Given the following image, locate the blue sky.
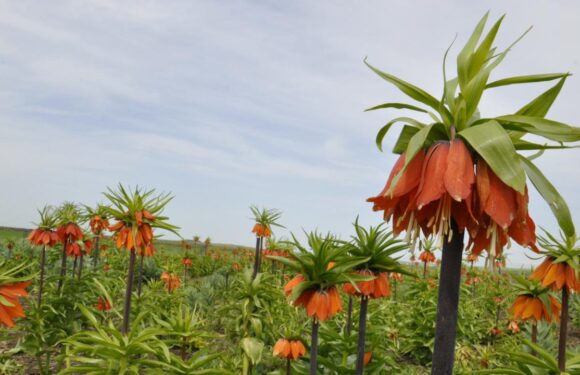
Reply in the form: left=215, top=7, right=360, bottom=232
left=1, top=1, right=579, bottom=267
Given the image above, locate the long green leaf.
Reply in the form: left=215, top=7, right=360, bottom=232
left=486, top=73, right=570, bottom=89
left=364, top=59, right=452, bottom=124
left=459, top=120, right=526, bottom=192
left=375, top=117, right=425, bottom=152
left=392, top=125, right=419, bottom=154
left=497, top=115, right=580, bottom=143
left=517, top=76, right=569, bottom=118
left=457, top=12, right=489, bottom=90
left=468, top=15, right=505, bottom=80
left=365, top=102, right=428, bottom=113
left=519, top=155, right=575, bottom=237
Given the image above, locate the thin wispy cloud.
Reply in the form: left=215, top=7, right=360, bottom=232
left=0, top=1, right=579, bottom=267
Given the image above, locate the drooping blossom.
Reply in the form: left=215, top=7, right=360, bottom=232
left=284, top=275, right=342, bottom=321
left=272, top=338, right=306, bottom=360
left=343, top=271, right=390, bottom=299
left=530, top=256, right=579, bottom=293
left=511, top=294, right=561, bottom=323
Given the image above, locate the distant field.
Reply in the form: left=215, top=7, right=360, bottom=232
left=0, top=226, right=29, bottom=242
left=0, top=226, right=251, bottom=253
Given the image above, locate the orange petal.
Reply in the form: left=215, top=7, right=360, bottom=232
left=481, top=163, right=517, bottom=229
left=444, top=139, right=474, bottom=202
left=306, top=291, right=320, bottom=317
left=530, top=258, right=551, bottom=282
left=416, top=143, right=449, bottom=209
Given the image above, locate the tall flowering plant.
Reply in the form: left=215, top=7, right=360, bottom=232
left=55, top=202, right=83, bottom=291
left=250, top=206, right=284, bottom=279
left=341, top=220, right=409, bottom=375
left=104, top=184, right=179, bottom=334
left=530, top=231, right=579, bottom=371
left=270, top=232, right=370, bottom=375
left=27, top=206, right=59, bottom=305
left=365, top=13, right=580, bottom=373
left=82, top=204, right=110, bottom=270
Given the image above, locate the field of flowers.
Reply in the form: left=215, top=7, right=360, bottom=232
left=2, top=11, right=580, bottom=375
left=0, top=199, right=578, bottom=374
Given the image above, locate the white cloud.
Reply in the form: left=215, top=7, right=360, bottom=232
left=0, top=1, right=579, bottom=266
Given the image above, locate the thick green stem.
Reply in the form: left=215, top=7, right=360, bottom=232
left=310, top=319, right=319, bottom=375
left=71, top=256, right=78, bottom=277
left=286, top=358, right=291, bottom=375
left=431, top=220, right=464, bottom=375
left=345, top=295, right=353, bottom=336
left=137, top=253, right=145, bottom=296
left=122, top=250, right=137, bottom=334
left=37, top=245, right=46, bottom=306
left=77, top=253, right=83, bottom=280
left=251, top=237, right=262, bottom=280
left=57, top=238, right=68, bottom=291
left=558, top=287, right=569, bottom=372
left=355, top=296, right=369, bottom=375
left=92, top=235, right=100, bottom=270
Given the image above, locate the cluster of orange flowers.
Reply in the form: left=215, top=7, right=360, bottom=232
left=109, top=210, right=156, bottom=256
left=272, top=338, right=306, bottom=360
left=181, top=258, right=193, bottom=268
left=530, top=257, right=579, bottom=292
left=161, top=272, right=181, bottom=292
left=368, top=143, right=537, bottom=257
left=389, top=272, right=403, bottom=282
left=512, top=294, right=561, bottom=322
left=284, top=275, right=342, bottom=321
left=89, top=215, right=109, bottom=235
left=464, top=275, right=481, bottom=286
left=66, top=239, right=93, bottom=257
left=95, top=297, right=112, bottom=311
left=28, top=228, right=60, bottom=247
left=343, top=271, right=390, bottom=299
left=262, top=249, right=288, bottom=257
left=252, top=223, right=272, bottom=238
left=0, top=282, right=30, bottom=327
left=418, top=250, right=436, bottom=263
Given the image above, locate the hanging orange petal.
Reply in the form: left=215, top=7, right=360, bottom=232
left=416, top=143, right=449, bottom=209
left=444, top=139, right=475, bottom=202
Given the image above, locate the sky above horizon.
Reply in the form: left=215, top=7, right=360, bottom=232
left=1, top=1, right=579, bottom=268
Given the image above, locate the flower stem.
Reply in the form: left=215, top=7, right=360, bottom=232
left=310, top=319, right=319, bottom=375
left=431, top=220, right=464, bottom=375
left=92, top=235, right=100, bottom=271
left=122, top=250, right=137, bottom=334
left=77, top=253, right=83, bottom=280
left=37, top=245, right=46, bottom=306
left=72, top=256, right=78, bottom=277
left=137, top=253, right=145, bottom=296
left=355, top=296, right=369, bottom=375
left=558, top=287, right=569, bottom=372
left=286, top=358, right=291, bottom=375
left=251, top=236, right=262, bottom=280
left=57, top=238, right=68, bottom=292
left=345, top=295, right=353, bottom=336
